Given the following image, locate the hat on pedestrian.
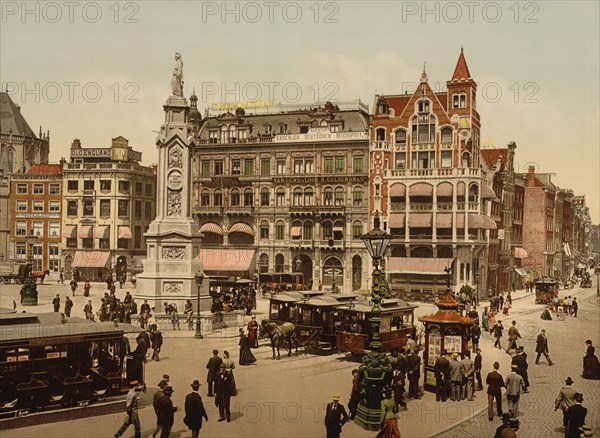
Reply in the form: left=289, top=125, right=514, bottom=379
left=158, top=379, right=168, bottom=388
left=224, top=351, right=230, bottom=357
left=331, top=394, right=341, bottom=401
left=493, top=362, right=500, bottom=369
left=130, top=380, right=139, bottom=386
left=163, top=386, right=174, bottom=395
left=452, top=352, right=458, bottom=358
left=475, top=348, right=481, bottom=353
left=565, top=377, right=574, bottom=385
left=162, top=374, right=170, bottom=381
left=252, top=316, right=256, bottom=319
left=191, top=380, right=201, bottom=388
left=212, top=349, right=219, bottom=355
left=541, top=329, right=546, bottom=333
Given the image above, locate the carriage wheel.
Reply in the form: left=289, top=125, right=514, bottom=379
left=2, top=277, right=11, bottom=284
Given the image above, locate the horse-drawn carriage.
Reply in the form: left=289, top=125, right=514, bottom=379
left=534, top=278, right=560, bottom=304
left=0, top=263, right=30, bottom=284
left=259, top=272, right=304, bottom=295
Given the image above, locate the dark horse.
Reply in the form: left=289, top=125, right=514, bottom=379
left=31, top=270, right=51, bottom=284
left=259, top=320, right=298, bottom=360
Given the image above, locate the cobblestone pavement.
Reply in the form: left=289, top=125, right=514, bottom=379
left=1, top=278, right=598, bottom=437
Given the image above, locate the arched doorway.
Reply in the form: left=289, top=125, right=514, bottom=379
left=323, top=256, right=343, bottom=287
left=258, top=253, right=269, bottom=273
left=292, top=254, right=313, bottom=288
left=275, top=254, right=285, bottom=273
left=352, top=255, right=362, bottom=291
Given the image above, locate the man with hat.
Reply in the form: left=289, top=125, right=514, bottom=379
left=184, top=380, right=208, bottom=438
left=474, top=348, right=484, bottom=391
left=536, top=329, right=554, bottom=366
left=407, top=347, right=422, bottom=399
left=486, top=362, right=505, bottom=421
left=506, top=321, right=521, bottom=353
left=511, top=346, right=529, bottom=392
left=565, top=393, right=587, bottom=438
left=348, top=369, right=360, bottom=420
left=156, top=385, right=178, bottom=438
left=434, top=350, right=450, bottom=402
left=471, top=321, right=481, bottom=353
left=461, top=351, right=475, bottom=401
left=449, top=352, right=464, bottom=401
left=492, top=320, right=504, bottom=350
left=493, top=413, right=513, bottom=438
left=504, top=364, right=525, bottom=422
left=115, top=380, right=146, bottom=438
left=205, top=350, right=222, bottom=397
left=555, top=377, right=577, bottom=429
left=214, top=363, right=235, bottom=422
left=324, top=393, right=348, bottom=438
left=152, top=378, right=169, bottom=438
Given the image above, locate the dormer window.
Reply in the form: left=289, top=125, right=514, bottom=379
left=418, top=100, right=430, bottom=113
left=264, top=124, right=272, bottom=134
left=330, top=125, right=340, bottom=133
left=453, top=93, right=467, bottom=109
left=378, top=103, right=389, bottom=114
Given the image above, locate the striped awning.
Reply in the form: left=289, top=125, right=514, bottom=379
left=409, top=183, right=433, bottom=197
left=387, top=257, right=454, bottom=275
left=200, top=248, right=256, bottom=276
left=389, top=213, right=405, bottom=228
left=456, top=182, right=466, bottom=196
left=481, top=185, right=496, bottom=199
left=514, top=268, right=528, bottom=276
left=63, top=225, right=76, bottom=239
left=389, top=183, right=406, bottom=197
left=436, top=183, right=453, bottom=197
left=72, top=251, right=111, bottom=268
left=229, top=222, right=254, bottom=235
left=290, top=226, right=301, bottom=237
left=514, top=247, right=528, bottom=259
left=200, top=222, right=224, bottom=235
left=436, top=213, right=453, bottom=228
left=95, top=225, right=109, bottom=239
left=79, top=225, right=93, bottom=238
left=118, top=226, right=132, bottom=239
left=408, top=213, right=432, bottom=228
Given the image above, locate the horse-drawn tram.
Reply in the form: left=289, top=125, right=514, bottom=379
left=0, top=311, right=139, bottom=420
left=336, top=298, right=418, bottom=354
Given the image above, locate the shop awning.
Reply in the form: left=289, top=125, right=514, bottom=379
left=481, top=185, right=496, bottom=199
left=514, top=268, right=528, bottom=277
left=467, top=214, right=485, bottom=229
left=199, top=248, right=256, bottom=276
left=229, top=222, right=254, bottom=235
left=482, top=216, right=498, bottom=230
left=333, top=226, right=344, bottom=233
left=200, top=222, right=224, bottom=235
left=409, top=183, right=433, bottom=197
left=389, top=213, right=405, bottom=229
left=79, top=225, right=93, bottom=239
left=72, top=251, right=111, bottom=268
left=95, top=225, right=110, bottom=239
left=408, top=213, right=432, bottom=228
left=63, top=225, right=76, bottom=239
left=436, top=183, right=453, bottom=197
left=387, top=257, right=454, bottom=275
left=389, top=183, right=406, bottom=197
left=436, top=213, right=453, bottom=228
left=514, top=247, right=528, bottom=259
left=456, top=214, right=465, bottom=228
left=118, top=226, right=132, bottom=239
left=290, top=226, right=301, bottom=237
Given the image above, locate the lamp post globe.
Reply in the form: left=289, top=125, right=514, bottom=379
left=194, top=271, right=205, bottom=339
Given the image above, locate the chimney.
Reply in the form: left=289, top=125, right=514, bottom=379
left=71, top=139, right=81, bottom=149
left=526, top=165, right=536, bottom=186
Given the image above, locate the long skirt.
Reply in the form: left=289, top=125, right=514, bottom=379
left=239, top=346, right=257, bottom=365
left=375, top=419, right=401, bottom=438
left=583, top=354, right=600, bottom=380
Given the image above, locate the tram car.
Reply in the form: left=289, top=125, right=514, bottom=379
left=336, top=298, right=418, bottom=354
left=0, top=311, right=140, bottom=418
left=260, top=272, right=305, bottom=293
left=534, top=278, right=560, bottom=303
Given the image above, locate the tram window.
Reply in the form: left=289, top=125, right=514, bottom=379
left=302, top=309, right=311, bottom=325
left=391, top=316, right=403, bottom=331
left=403, top=314, right=412, bottom=325
left=270, top=304, right=279, bottom=319
left=380, top=317, right=391, bottom=332
left=289, top=307, right=298, bottom=323
left=90, top=342, right=100, bottom=367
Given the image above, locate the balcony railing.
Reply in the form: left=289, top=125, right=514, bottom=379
left=390, top=167, right=481, bottom=178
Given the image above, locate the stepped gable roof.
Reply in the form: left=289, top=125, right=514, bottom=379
left=0, top=92, right=36, bottom=137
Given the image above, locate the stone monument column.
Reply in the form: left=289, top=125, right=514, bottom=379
left=136, top=53, right=210, bottom=312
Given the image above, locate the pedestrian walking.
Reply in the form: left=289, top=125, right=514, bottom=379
left=156, top=385, right=178, bottom=438
left=83, top=279, right=91, bottom=297
left=474, top=348, right=483, bottom=391
left=505, top=365, right=526, bottom=422
left=502, top=300, right=510, bottom=316
left=114, top=381, right=146, bottom=438
left=461, top=351, right=475, bottom=401
left=84, top=300, right=94, bottom=320
left=449, top=353, right=464, bottom=401
left=492, top=320, right=504, bottom=349
left=348, top=369, right=360, bottom=420
left=64, top=296, right=73, bottom=317
left=565, top=393, right=587, bottom=438
left=555, top=377, right=577, bottom=429
left=553, top=295, right=560, bottom=313
left=150, top=327, right=163, bottom=361
left=506, top=320, right=521, bottom=353
left=498, top=294, right=504, bottom=310
left=407, top=348, right=421, bottom=399
left=324, top=394, right=348, bottom=438
left=511, top=346, right=529, bottom=392
left=214, top=363, right=235, bottom=422
left=375, top=389, right=400, bottom=438
left=535, top=329, right=554, bottom=366
left=184, top=380, right=209, bottom=438
left=434, top=351, right=450, bottom=402
left=58, top=268, right=64, bottom=284
left=239, top=328, right=257, bottom=365
left=486, top=361, right=505, bottom=421
left=471, top=322, right=481, bottom=352
left=482, top=307, right=490, bottom=331
left=69, top=278, right=78, bottom=296
left=571, top=297, right=578, bottom=317
left=582, top=340, right=600, bottom=380
left=52, top=294, right=60, bottom=312
left=392, top=371, right=407, bottom=411
left=206, top=350, right=222, bottom=397
left=152, top=379, right=169, bottom=438
left=247, top=316, right=259, bottom=348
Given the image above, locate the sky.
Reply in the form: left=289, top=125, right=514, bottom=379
left=1, top=1, right=599, bottom=222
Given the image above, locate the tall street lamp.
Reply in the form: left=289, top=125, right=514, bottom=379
left=194, top=271, right=205, bottom=339
left=354, top=212, right=392, bottom=430
left=475, top=272, right=480, bottom=306
left=27, top=230, right=38, bottom=267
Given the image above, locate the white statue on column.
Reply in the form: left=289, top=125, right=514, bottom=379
left=171, top=52, right=184, bottom=97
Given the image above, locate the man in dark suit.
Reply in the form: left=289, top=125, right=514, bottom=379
left=214, top=363, right=234, bottom=422
left=486, top=361, right=505, bottom=421
left=407, top=348, right=422, bottom=399
left=206, top=349, right=223, bottom=397
left=535, top=329, right=554, bottom=366
left=324, top=394, right=348, bottom=438
left=155, top=386, right=178, bottom=438
left=184, top=380, right=208, bottom=438
left=511, top=346, right=529, bottom=392
left=434, top=351, right=450, bottom=402
left=565, top=392, right=587, bottom=438
left=474, top=348, right=483, bottom=391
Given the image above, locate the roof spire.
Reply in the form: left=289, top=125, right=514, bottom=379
left=420, top=62, right=428, bottom=83
left=452, top=48, right=471, bottom=81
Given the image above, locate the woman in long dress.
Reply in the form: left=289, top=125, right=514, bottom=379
left=375, top=389, right=401, bottom=438
left=482, top=307, right=490, bottom=331
left=239, top=328, right=257, bottom=365
left=582, top=340, right=600, bottom=380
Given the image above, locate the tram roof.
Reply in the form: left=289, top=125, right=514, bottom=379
left=0, top=312, right=139, bottom=345
left=340, top=297, right=418, bottom=314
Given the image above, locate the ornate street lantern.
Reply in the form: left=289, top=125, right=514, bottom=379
left=194, top=271, right=205, bottom=339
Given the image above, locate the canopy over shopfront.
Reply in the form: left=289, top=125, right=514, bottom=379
left=387, top=257, right=454, bottom=275
left=199, top=248, right=256, bottom=277
left=72, top=251, right=111, bottom=268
